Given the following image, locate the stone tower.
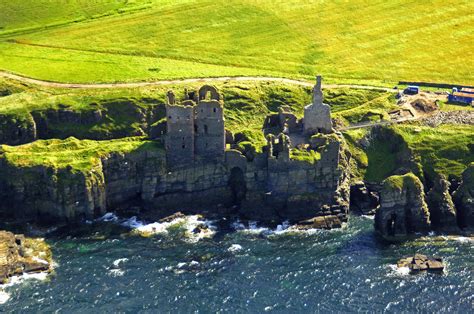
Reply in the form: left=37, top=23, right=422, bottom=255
left=194, top=85, right=225, bottom=161
left=303, top=75, right=333, bottom=135
left=165, top=91, right=195, bottom=167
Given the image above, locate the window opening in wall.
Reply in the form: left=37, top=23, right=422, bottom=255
left=213, top=108, right=217, bottom=113
left=204, top=125, right=208, bottom=134
left=182, top=144, right=186, bottom=149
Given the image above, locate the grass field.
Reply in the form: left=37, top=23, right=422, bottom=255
left=0, top=0, right=472, bottom=84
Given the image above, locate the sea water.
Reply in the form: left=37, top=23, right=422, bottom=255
left=1, top=215, right=472, bottom=312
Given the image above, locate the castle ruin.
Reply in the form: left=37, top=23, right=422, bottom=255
left=165, top=85, right=225, bottom=167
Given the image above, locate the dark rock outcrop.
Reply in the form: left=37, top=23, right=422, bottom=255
left=374, top=173, right=431, bottom=241
left=453, top=163, right=474, bottom=229
left=426, top=174, right=458, bottom=231
left=350, top=181, right=379, bottom=215
left=0, top=231, right=52, bottom=284
left=0, top=113, right=36, bottom=145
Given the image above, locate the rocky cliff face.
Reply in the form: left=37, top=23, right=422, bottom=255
left=0, top=159, right=106, bottom=223
left=374, top=173, right=431, bottom=240
left=426, top=174, right=458, bottom=232
left=0, top=134, right=350, bottom=226
left=453, top=163, right=474, bottom=229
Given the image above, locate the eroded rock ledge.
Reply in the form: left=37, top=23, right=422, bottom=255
left=0, top=231, right=52, bottom=284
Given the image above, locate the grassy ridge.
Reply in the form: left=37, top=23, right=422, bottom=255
left=0, top=0, right=472, bottom=84
left=343, top=124, right=474, bottom=183
left=0, top=137, right=162, bottom=172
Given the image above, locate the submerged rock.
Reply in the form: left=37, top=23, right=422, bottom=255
left=296, top=215, right=344, bottom=230
left=374, top=173, right=431, bottom=241
left=0, top=231, right=52, bottom=284
left=397, top=254, right=444, bottom=274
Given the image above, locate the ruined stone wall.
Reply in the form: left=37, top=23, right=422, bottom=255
left=194, top=100, right=225, bottom=161
left=165, top=104, right=195, bottom=167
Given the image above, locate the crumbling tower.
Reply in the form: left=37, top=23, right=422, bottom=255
left=194, top=85, right=225, bottom=161
left=165, top=91, right=195, bottom=167
left=303, top=75, right=333, bottom=135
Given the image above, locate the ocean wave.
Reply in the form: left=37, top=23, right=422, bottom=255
left=231, top=219, right=343, bottom=237
left=98, top=212, right=216, bottom=242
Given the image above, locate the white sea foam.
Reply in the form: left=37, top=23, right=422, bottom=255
left=113, top=258, right=128, bottom=267
left=228, top=244, right=243, bottom=252
left=108, top=269, right=125, bottom=277
left=231, top=219, right=341, bottom=236
left=120, top=214, right=216, bottom=242
left=0, top=290, right=10, bottom=304
left=454, top=236, right=473, bottom=243
left=98, top=212, right=119, bottom=222
left=0, top=271, right=50, bottom=296
left=387, top=264, right=410, bottom=276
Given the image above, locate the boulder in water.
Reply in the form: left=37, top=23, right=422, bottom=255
left=397, top=254, right=444, bottom=274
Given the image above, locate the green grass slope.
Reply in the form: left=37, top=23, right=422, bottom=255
left=0, top=77, right=397, bottom=146
left=0, top=0, right=472, bottom=84
left=343, top=124, right=474, bottom=183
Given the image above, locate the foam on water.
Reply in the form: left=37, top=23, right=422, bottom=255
left=108, top=269, right=125, bottom=277
left=0, top=290, right=10, bottom=305
left=113, top=258, right=128, bottom=267
left=387, top=264, right=411, bottom=277
left=228, top=244, right=243, bottom=252
left=453, top=236, right=473, bottom=243
left=231, top=219, right=344, bottom=237
left=124, top=214, right=216, bottom=242
left=0, top=271, right=50, bottom=303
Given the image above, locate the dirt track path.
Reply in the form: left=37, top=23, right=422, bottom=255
left=0, top=70, right=395, bottom=91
